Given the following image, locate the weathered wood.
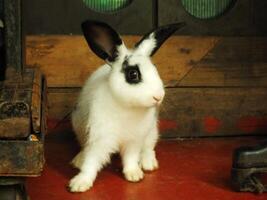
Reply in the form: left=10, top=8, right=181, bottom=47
left=161, top=87, right=267, bottom=137
left=4, top=68, right=34, bottom=88
left=178, top=37, right=267, bottom=87
left=47, top=88, right=78, bottom=119
left=0, top=68, right=41, bottom=138
left=0, top=90, right=31, bottom=138
left=0, top=140, right=44, bottom=176
left=0, top=71, right=46, bottom=176
left=26, top=35, right=218, bottom=87
left=31, top=68, right=42, bottom=133
left=46, top=87, right=267, bottom=137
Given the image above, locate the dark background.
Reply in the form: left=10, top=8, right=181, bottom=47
left=22, top=0, right=267, bottom=36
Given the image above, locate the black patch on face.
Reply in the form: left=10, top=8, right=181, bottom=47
left=122, top=59, right=142, bottom=84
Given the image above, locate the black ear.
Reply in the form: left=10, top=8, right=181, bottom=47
left=135, top=22, right=186, bottom=57
left=81, top=20, right=123, bottom=62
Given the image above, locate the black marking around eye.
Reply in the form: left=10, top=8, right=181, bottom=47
left=121, top=59, right=142, bottom=84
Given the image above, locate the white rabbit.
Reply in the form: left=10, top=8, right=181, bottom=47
left=68, top=20, right=185, bottom=192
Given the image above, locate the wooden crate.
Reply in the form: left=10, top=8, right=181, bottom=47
left=0, top=68, right=46, bottom=176
left=26, top=35, right=267, bottom=137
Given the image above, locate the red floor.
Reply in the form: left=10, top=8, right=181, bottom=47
left=26, top=121, right=267, bottom=200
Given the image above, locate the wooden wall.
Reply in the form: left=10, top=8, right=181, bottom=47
left=26, top=35, right=267, bottom=137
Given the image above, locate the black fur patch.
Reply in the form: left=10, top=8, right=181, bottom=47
left=122, top=59, right=142, bottom=84
left=81, top=20, right=122, bottom=62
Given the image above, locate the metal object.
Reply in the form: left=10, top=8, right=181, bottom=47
left=181, top=0, right=236, bottom=19
left=0, top=19, right=4, bottom=81
left=231, top=142, right=267, bottom=193
left=0, top=178, right=29, bottom=200
left=3, top=0, right=24, bottom=73
left=83, top=0, right=133, bottom=13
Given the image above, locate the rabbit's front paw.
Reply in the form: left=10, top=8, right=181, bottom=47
left=68, top=173, right=93, bottom=192
left=141, top=154, right=159, bottom=171
left=71, top=152, right=84, bottom=169
left=124, top=167, right=144, bottom=182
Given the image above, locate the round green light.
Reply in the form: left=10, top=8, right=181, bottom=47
left=83, top=0, right=132, bottom=13
left=181, top=0, right=236, bottom=19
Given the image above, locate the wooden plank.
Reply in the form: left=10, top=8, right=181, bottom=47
left=0, top=68, right=42, bottom=138
left=31, top=68, right=42, bottom=133
left=26, top=35, right=218, bottom=87
left=161, top=87, right=267, bottom=137
left=46, top=87, right=267, bottom=137
left=0, top=75, right=46, bottom=176
left=178, top=37, right=267, bottom=87
left=0, top=140, right=44, bottom=176
left=47, top=88, right=78, bottom=119
left=0, top=87, right=31, bottom=138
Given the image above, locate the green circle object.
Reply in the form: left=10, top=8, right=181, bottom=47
left=181, top=0, right=236, bottom=19
left=83, top=0, right=132, bottom=13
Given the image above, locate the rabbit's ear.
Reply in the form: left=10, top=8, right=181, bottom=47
left=135, top=22, right=185, bottom=57
left=81, top=20, right=123, bottom=62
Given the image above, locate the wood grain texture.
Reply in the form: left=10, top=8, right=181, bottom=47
left=47, top=88, right=78, bottom=120
left=161, top=87, right=267, bottom=137
left=0, top=68, right=45, bottom=138
left=26, top=35, right=218, bottom=87
left=179, top=37, right=267, bottom=86
left=0, top=72, right=46, bottom=176
left=0, top=69, right=33, bottom=138
left=0, top=140, right=44, bottom=176
left=31, top=68, right=42, bottom=133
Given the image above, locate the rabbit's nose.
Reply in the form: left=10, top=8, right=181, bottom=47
left=153, top=96, right=162, bottom=102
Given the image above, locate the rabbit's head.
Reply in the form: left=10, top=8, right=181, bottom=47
left=82, top=20, right=185, bottom=108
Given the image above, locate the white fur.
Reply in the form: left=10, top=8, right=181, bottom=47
left=134, top=33, right=156, bottom=56
left=69, top=35, right=165, bottom=192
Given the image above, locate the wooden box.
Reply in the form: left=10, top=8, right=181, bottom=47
left=0, top=68, right=46, bottom=176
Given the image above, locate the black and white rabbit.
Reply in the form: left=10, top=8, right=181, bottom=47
left=69, top=20, right=185, bottom=192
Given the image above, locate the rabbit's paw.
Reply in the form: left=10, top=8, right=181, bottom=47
left=141, top=154, right=158, bottom=171
left=68, top=173, right=93, bottom=192
left=124, top=167, right=144, bottom=182
left=71, top=153, right=84, bottom=169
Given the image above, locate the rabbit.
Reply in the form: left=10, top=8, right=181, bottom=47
left=68, top=20, right=185, bottom=192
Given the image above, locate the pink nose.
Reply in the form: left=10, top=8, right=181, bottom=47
left=153, top=96, right=162, bottom=102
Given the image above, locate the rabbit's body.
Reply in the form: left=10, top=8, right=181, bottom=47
left=69, top=20, right=185, bottom=192
left=72, top=63, right=158, bottom=149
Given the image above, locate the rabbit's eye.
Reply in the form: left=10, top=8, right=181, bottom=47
left=129, top=70, right=138, bottom=80
left=125, top=67, right=141, bottom=84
